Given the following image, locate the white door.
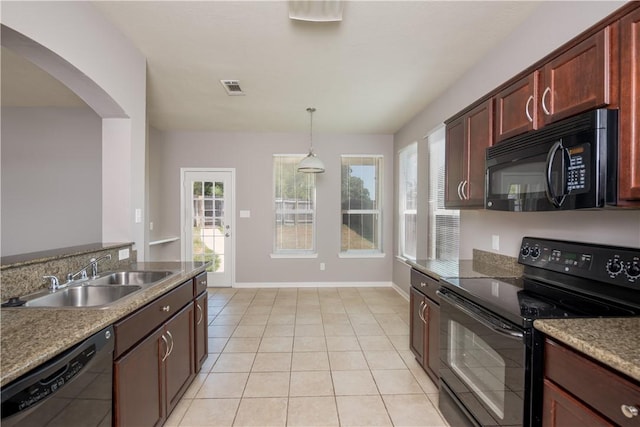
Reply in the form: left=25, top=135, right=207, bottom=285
left=181, top=169, right=234, bottom=287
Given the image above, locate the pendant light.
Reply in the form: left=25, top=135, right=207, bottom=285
left=298, top=107, right=325, bottom=173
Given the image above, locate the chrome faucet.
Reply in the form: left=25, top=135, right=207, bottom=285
left=89, top=254, right=112, bottom=278
left=43, top=275, right=60, bottom=291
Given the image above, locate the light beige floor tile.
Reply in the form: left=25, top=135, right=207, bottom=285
left=212, top=315, right=243, bottom=326
left=239, top=314, right=269, bottom=326
left=367, top=304, right=397, bottom=314
left=295, top=313, right=323, bottom=325
left=320, top=304, right=346, bottom=314
left=268, top=314, right=295, bottom=325
left=352, top=322, right=385, bottom=336
left=328, top=351, right=369, bottom=370
left=293, top=336, right=327, bottom=352
left=165, top=397, right=191, bottom=426
left=263, top=324, right=294, bottom=337
left=379, top=322, right=409, bottom=336
left=382, top=394, right=447, bottom=426
left=195, top=372, right=249, bottom=398
left=332, top=370, right=379, bottom=395
left=357, top=335, right=395, bottom=351
left=258, top=336, right=293, bottom=352
left=344, top=304, right=372, bottom=314
left=411, top=365, right=439, bottom=394
left=243, top=372, right=290, bottom=397
left=322, top=313, right=349, bottom=323
left=209, top=324, right=237, bottom=338
left=326, top=336, right=361, bottom=351
left=178, top=398, right=240, bottom=427
left=245, top=306, right=272, bottom=315
left=251, top=352, right=291, bottom=372
left=323, top=322, right=355, bottom=336
left=289, top=370, right=334, bottom=397
left=209, top=338, right=229, bottom=353
left=233, top=397, right=288, bottom=427
left=223, top=337, right=260, bottom=353
left=199, top=353, right=219, bottom=373
left=212, top=353, right=255, bottom=372
left=287, top=396, right=339, bottom=427
left=336, top=395, right=393, bottom=426
left=294, top=324, right=324, bottom=336
left=363, top=350, right=406, bottom=370
left=371, top=369, right=423, bottom=394
left=232, top=325, right=265, bottom=338
left=388, top=334, right=410, bottom=351
left=291, top=351, right=330, bottom=371
left=183, top=373, right=208, bottom=398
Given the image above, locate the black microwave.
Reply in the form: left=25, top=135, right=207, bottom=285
left=485, top=109, right=618, bottom=211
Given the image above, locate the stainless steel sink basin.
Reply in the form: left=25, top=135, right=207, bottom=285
left=90, top=270, right=176, bottom=286
left=24, top=285, right=141, bottom=308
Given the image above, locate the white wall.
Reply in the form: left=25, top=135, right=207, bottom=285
left=1, top=1, right=147, bottom=258
left=393, top=1, right=633, bottom=292
left=1, top=107, right=102, bottom=255
left=149, top=129, right=394, bottom=285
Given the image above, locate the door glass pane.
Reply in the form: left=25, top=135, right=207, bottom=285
left=192, top=181, right=219, bottom=273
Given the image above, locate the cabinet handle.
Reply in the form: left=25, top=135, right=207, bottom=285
left=420, top=282, right=426, bottom=288
left=161, top=334, right=170, bottom=362
left=525, top=95, right=534, bottom=123
left=457, top=181, right=464, bottom=200
left=202, top=280, right=207, bottom=286
left=161, top=305, right=170, bottom=312
left=621, top=404, right=639, bottom=418
left=418, top=301, right=425, bottom=323
left=541, top=87, right=551, bottom=116
left=421, top=302, right=428, bottom=325
left=166, top=330, right=174, bottom=358
left=461, top=180, right=468, bottom=200
left=197, top=303, right=204, bottom=325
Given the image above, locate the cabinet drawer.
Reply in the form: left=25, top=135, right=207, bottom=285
left=114, top=280, right=193, bottom=357
left=545, top=338, right=640, bottom=426
left=410, top=269, right=440, bottom=302
left=193, top=272, right=207, bottom=296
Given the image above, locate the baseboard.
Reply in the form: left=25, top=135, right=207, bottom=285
left=233, top=281, right=394, bottom=289
left=391, top=282, right=410, bottom=301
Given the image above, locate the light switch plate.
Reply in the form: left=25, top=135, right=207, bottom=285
left=240, top=210, right=251, bottom=218
left=118, top=248, right=130, bottom=261
left=492, top=235, right=500, bottom=251
left=135, top=208, right=142, bottom=224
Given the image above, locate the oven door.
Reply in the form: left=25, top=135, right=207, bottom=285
left=437, top=289, right=528, bottom=427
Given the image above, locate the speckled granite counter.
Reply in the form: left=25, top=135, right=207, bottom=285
left=407, top=257, right=521, bottom=281
left=0, top=261, right=207, bottom=387
left=535, top=317, right=640, bottom=382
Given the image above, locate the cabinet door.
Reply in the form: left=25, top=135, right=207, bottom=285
left=114, top=328, right=165, bottom=427
left=539, top=28, right=612, bottom=125
left=445, top=116, right=466, bottom=208
left=465, top=99, right=493, bottom=206
left=542, top=380, right=613, bottom=427
left=164, top=303, right=195, bottom=415
left=425, top=298, right=440, bottom=383
left=619, top=8, right=640, bottom=202
left=194, top=292, right=208, bottom=372
left=495, top=73, right=538, bottom=142
left=409, top=287, right=425, bottom=365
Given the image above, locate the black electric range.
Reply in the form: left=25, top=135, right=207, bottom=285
left=437, top=237, right=640, bottom=427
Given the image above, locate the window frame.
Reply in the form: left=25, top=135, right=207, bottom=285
left=339, top=154, right=384, bottom=258
left=398, top=143, right=418, bottom=261
left=272, top=154, right=318, bottom=258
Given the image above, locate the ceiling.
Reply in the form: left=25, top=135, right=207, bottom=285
left=2, top=1, right=540, bottom=134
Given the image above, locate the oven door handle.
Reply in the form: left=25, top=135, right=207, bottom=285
left=436, top=289, right=524, bottom=340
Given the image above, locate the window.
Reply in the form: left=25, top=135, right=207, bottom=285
left=399, top=143, right=417, bottom=260
left=273, top=155, right=316, bottom=254
left=341, top=155, right=383, bottom=255
left=427, top=126, right=459, bottom=259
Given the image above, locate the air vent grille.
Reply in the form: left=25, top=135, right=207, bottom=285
left=220, top=80, right=245, bottom=96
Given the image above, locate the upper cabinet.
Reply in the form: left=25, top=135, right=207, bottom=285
left=494, top=73, right=539, bottom=142
left=619, top=7, right=640, bottom=203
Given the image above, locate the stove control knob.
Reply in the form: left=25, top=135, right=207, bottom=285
left=606, top=259, right=624, bottom=276
left=626, top=262, right=640, bottom=279
left=530, top=248, right=540, bottom=260
left=521, top=246, right=530, bottom=257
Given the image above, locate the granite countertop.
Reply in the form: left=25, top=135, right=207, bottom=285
left=534, top=317, right=640, bottom=382
left=0, top=242, right=133, bottom=270
left=407, top=258, right=521, bottom=281
left=0, top=261, right=207, bottom=387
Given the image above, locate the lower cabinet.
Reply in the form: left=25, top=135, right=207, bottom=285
left=194, top=291, right=208, bottom=372
left=543, top=338, right=640, bottom=427
left=409, top=269, right=440, bottom=383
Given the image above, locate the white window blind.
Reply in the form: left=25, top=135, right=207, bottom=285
left=273, top=155, right=316, bottom=254
left=399, top=143, right=417, bottom=260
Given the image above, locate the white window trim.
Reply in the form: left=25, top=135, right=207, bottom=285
left=338, top=251, right=386, bottom=259
left=398, top=143, right=417, bottom=261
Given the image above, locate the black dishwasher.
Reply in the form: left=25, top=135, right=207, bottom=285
left=1, top=325, right=114, bottom=426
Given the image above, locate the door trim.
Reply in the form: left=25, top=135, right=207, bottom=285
left=180, top=168, right=236, bottom=287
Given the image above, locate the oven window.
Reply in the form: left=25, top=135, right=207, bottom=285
left=449, top=319, right=506, bottom=419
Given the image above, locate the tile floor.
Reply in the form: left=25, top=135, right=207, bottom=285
left=166, top=287, right=449, bottom=427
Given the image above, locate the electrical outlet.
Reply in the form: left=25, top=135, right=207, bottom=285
left=149, top=221, right=154, bottom=231
left=118, top=248, right=130, bottom=261
left=135, top=208, right=142, bottom=224
left=492, top=235, right=500, bottom=251
left=320, top=263, right=326, bottom=271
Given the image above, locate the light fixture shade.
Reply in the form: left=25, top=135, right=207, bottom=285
left=298, top=150, right=325, bottom=173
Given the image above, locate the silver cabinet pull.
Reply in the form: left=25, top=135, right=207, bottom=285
left=541, top=87, right=551, bottom=115
left=525, top=95, right=534, bottom=122
left=166, top=330, right=174, bottom=358
left=457, top=181, right=464, bottom=200
left=161, top=305, right=170, bottom=312
left=420, top=282, right=426, bottom=288
left=197, top=303, right=204, bottom=325
left=161, top=334, right=170, bottom=362
left=421, top=303, right=428, bottom=325
left=461, top=180, right=469, bottom=200
left=621, top=404, right=639, bottom=418
left=418, top=301, right=426, bottom=323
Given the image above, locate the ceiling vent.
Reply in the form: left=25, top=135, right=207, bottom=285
left=220, top=80, right=245, bottom=96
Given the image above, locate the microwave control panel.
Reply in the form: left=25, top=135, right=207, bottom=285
left=566, top=143, right=590, bottom=193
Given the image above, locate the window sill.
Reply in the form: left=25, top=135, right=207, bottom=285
left=338, top=252, right=386, bottom=259
left=270, top=253, right=318, bottom=259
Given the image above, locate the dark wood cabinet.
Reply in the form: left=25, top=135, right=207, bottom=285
left=409, top=269, right=440, bottom=383
left=619, top=7, right=640, bottom=203
left=543, top=338, right=640, bottom=427
left=164, top=304, right=195, bottom=415
left=539, top=27, right=615, bottom=127
left=194, top=291, right=208, bottom=372
left=445, top=99, right=493, bottom=208
left=494, top=73, right=539, bottom=142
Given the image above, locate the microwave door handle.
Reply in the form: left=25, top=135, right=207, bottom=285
left=545, top=140, right=567, bottom=208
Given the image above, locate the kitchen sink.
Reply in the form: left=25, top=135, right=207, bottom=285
left=24, top=285, right=142, bottom=308
left=90, top=270, right=176, bottom=286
